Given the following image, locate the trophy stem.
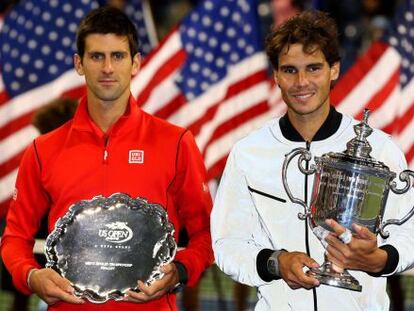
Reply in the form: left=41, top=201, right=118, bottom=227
left=307, top=260, right=362, bottom=292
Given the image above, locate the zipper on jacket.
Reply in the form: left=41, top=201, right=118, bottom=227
left=304, top=140, right=318, bottom=311
left=103, top=136, right=109, bottom=163
left=304, top=141, right=312, bottom=257
left=103, top=135, right=109, bottom=195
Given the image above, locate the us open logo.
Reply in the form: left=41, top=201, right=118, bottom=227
left=98, top=222, right=133, bottom=244
left=129, top=150, right=144, bottom=164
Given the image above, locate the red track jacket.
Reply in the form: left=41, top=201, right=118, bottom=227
left=1, top=95, right=214, bottom=310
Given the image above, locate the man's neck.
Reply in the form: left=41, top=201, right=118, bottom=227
left=87, top=95, right=130, bottom=134
left=287, top=106, right=330, bottom=142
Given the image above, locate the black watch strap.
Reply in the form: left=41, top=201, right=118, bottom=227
left=171, top=261, right=188, bottom=293
left=174, top=260, right=188, bottom=284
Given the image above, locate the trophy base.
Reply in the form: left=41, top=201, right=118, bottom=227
left=307, top=262, right=362, bottom=292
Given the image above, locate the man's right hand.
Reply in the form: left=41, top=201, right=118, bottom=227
left=29, top=268, right=85, bottom=305
left=278, top=251, right=320, bottom=289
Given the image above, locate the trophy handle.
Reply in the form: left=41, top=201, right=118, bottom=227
left=390, top=170, right=414, bottom=194
left=282, top=148, right=316, bottom=220
left=379, top=170, right=414, bottom=238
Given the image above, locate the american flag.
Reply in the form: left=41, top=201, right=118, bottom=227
left=1, top=0, right=413, bottom=217
left=331, top=0, right=414, bottom=168
left=0, top=0, right=88, bottom=216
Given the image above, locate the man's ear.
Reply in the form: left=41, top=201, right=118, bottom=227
left=131, top=53, right=141, bottom=76
left=74, top=54, right=84, bottom=75
left=330, top=61, right=340, bottom=82
left=273, top=71, right=280, bottom=88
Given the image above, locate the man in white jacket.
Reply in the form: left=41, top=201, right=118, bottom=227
left=211, top=10, right=414, bottom=311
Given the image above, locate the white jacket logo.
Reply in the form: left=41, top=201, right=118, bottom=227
left=98, top=222, right=133, bottom=243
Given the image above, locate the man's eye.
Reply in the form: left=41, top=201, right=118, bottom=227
left=91, top=54, right=103, bottom=60
left=283, top=67, right=296, bottom=74
left=113, top=53, right=125, bottom=60
left=308, top=66, right=321, bottom=72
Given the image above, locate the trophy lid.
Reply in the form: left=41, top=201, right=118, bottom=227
left=319, top=109, right=392, bottom=175
left=346, top=109, right=373, bottom=158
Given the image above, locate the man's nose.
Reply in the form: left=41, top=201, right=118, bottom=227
left=296, top=71, right=309, bottom=86
left=102, top=58, right=114, bottom=73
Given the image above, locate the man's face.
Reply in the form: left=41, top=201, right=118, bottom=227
left=74, top=34, right=140, bottom=104
left=274, top=43, right=339, bottom=117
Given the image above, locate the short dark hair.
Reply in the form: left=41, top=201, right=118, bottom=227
left=76, top=6, right=139, bottom=59
left=265, top=10, right=340, bottom=69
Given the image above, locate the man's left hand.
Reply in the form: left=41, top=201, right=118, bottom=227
left=324, top=219, right=387, bottom=273
left=124, top=263, right=179, bottom=303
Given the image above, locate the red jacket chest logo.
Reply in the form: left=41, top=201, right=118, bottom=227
left=129, top=150, right=144, bottom=164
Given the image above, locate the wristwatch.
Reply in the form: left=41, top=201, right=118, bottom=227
left=171, top=261, right=188, bottom=293
left=267, top=249, right=286, bottom=277
left=171, top=281, right=186, bottom=293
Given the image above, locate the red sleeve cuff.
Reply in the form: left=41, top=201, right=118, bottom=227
left=14, top=264, right=40, bottom=295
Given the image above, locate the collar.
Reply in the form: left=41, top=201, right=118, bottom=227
left=279, top=106, right=342, bottom=142
left=72, top=94, right=141, bottom=139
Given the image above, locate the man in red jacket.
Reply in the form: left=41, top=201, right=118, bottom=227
left=1, top=6, right=213, bottom=310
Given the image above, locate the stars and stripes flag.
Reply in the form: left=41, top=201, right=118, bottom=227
left=331, top=0, right=414, bottom=168
left=0, top=0, right=89, bottom=216
left=1, top=0, right=413, bottom=218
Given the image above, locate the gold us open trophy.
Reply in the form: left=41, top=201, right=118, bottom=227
left=282, top=110, right=414, bottom=291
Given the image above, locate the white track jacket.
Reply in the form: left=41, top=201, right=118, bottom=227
left=211, top=112, right=414, bottom=311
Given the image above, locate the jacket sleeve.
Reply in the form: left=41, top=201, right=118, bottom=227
left=0, top=141, right=49, bottom=294
left=170, top=131, right=214, bottom=287
left=376, top=136, right=414, bottom=275
left=211, top=145, right=272, bottom=287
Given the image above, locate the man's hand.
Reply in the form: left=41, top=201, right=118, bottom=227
left=325, top=219, right=387, bottom=273
left=29, top=268, right=84, bottom=305
left=278, top=251, right=320, bottom=289
left=125, top=263, right=179, bottom=303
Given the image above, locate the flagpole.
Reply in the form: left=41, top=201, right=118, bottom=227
left=141, top=0, right=158, bottom=48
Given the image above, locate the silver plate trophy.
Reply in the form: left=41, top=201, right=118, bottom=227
left=282, top=110, right=414, bottom=291
left=45, top=193, right=177, bottom=303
